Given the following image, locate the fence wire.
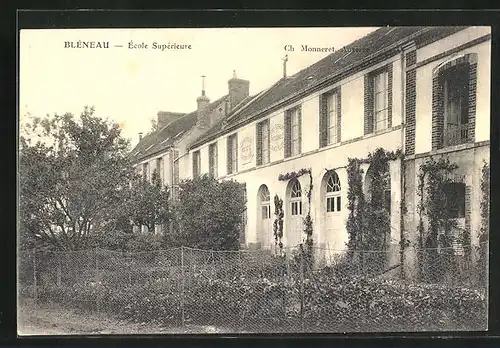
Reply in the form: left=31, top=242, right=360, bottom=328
left=18, top=242, right=488, bottom=333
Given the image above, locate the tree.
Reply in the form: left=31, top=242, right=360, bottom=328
left=172, top=175, right=246, bottom=250
left=128, top=171, right=171, bottom=233
left=19, top=106, right=134, bottom=251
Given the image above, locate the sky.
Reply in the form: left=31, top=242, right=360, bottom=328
left=20, top=27, right=378, bottom=148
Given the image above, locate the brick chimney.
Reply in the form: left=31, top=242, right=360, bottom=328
left=228, top=70, right=250, bottom=111
left=196, top=75, right=210, bottom=129
left=157, top=111, right=185, bottom=129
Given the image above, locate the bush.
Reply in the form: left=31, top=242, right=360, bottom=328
left=303, top=271, right=487, bottom=332
left=173, top=175, right=246, bottom=250
left=90, top=231, right=163, bottom=252
left=33, top=261, right=487, bottom=332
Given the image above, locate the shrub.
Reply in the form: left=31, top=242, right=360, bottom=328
left=33, top=261, right=487, bottom=332
left=173, top=175, right=246, bottom=250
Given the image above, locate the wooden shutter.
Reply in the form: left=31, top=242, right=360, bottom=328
left=256, top=122, right=263, bottom=165
left=227, top=136, right=233, bottom=174
left=297, top=107, right=302, bottom=154
left=319, top=94, right=328, bottom=147
left=431, top=74, right=444, bottom=150
left=284, top=111, right=291, bottom=158
left=364, top=74, right=374, bottom=135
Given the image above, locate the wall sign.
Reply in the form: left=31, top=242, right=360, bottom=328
left=270, top=123, right=284, bottom=152
left=240, top=136, right=254, bottom=164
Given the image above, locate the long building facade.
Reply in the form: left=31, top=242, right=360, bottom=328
left=130, top=26, right=490, bottom=268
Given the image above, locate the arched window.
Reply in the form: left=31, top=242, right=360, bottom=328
left=290, top=179, right=303, bottom=216
left=259, top=185, right=271, bottom=219
left=325, top=171, right=342, bottom=212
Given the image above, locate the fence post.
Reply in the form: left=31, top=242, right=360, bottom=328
left=56, top=252, right=62, bottom=287
left=239, top=251, right=244, bottom=330
left=299, top=246, right=305, bottom=332
left=180, top=246, right=185, bottom=331
left=95, top=248, right=100, bottom=317
left=32, top=248, right=37, bottom=318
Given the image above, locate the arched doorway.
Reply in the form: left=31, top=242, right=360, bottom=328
left=286, top=179, right=303, bottom=247
left=322, top=170, right=342, bottom=248
left=257, top=184, right=272, bottom=248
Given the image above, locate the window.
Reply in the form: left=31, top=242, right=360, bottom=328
left=373, top=70, right=389, bottom=131
left=259, top=185, right=271, bottom=219
left=440, top=182, right=466, bottom=255
left=285, top=107, right=302, bottom=157
left=326, top=92, right=338, bottom=144
left=290, top=180, right=303, bottom=216
left=192, top=151, right=201, bottom=179
left=209, top=143, right=218, bottom=178
left=325, top=171, right=341, bottom=213
left=256, top=119, right=270, bottom=165
left=142, top=163, right=149, bottom=180
left=227, top=134, right=238, bottom=174
left=442, top=182, right=466, bottom=219
left=442, top=64, right=469, bottom=146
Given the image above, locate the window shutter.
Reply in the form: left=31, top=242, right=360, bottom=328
left=466, top=61, right=476, bottom=143
left=431, top=74, right=444, bottom=150
left=227, top=137, right=232, bottom=174
left=256, top=123, right=263, bottom=165
left=319, top=94, right=328, bottom=147
left=284, top=111, right=291, bottom=158
left=297, top=107, right=302, bottom=154
left=336, top=88, right=342, bottom=143
left=364, top=74, right=374, bottom=134
left=234, top=135, right=238, bottom=172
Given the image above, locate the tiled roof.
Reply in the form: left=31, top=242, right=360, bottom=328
left=188, top=26, right=467, bottom=149
left=129, top=94, right=228, bottom=163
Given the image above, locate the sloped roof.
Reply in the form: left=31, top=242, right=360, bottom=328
left=189, top=26, right=466, bottom=149
left=130, top=94, right=228, bottom=163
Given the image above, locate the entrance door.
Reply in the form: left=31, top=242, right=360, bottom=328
left=325, top=171, right=342, bottom=249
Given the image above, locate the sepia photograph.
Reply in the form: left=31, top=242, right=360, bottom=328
left=17, top=25, right=490, bottom=335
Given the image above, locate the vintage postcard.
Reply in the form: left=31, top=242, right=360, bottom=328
left=18, top=26, right=490, bottom=335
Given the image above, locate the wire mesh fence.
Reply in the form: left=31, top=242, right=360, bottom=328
left=18, top=242, right=488, bottom=333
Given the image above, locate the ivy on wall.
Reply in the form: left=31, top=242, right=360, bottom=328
left=416, top=156, right=459, bottom=249
left=479, top=161, right=490, bottom=242
left=478, top=161, right=489, bottom=286
left=416, top=156, right=460, bottom=282
left=346, top=148, right=402, bottom=252
left=273, top=194, right=284, bottom=257
left=303, top=170, right=314, bottom=266
left=278, top=168, right=311, bottom=182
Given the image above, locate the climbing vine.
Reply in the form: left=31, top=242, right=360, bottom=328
left=417, top=156, right=459, bottom=249
left=478, top=161, right=489, bottom=286
left=346, top=158, right=365, bottom=251
left=302, top=170, right=314, bottom=267
left=278, top=168, right=311, bottom=182
left=346, top=148, right=402, bottom=252
left=416, top=156, right=460, bottom=282
left=273, top=194, right=284, bottom=257
left=479, top=161, right=490, bottom=242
